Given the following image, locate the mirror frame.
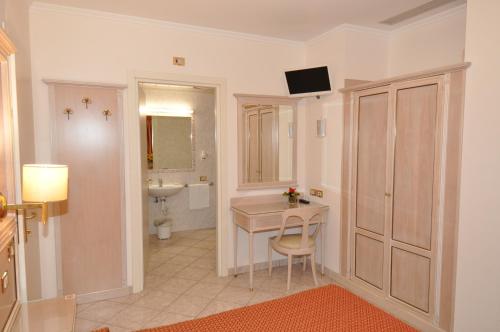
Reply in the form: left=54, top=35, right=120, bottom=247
left=148, top=115, right=196, bottom=172
left=235, top=94, right=298, bottom=190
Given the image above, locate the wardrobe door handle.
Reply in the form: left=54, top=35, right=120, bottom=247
left=385, top=193, right=392, bottom=197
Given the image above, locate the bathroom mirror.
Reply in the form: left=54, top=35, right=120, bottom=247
left=146, top=115, right=195, bottom=171
left=236, top=94, right=298, bottom=189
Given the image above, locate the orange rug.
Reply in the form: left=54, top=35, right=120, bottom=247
left=137, top=284, right=418, bottom=332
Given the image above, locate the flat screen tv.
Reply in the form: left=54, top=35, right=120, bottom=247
left=285, top=66, right=332, bottom=98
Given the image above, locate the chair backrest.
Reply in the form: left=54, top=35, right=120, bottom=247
left=277, top=206, right=323, bottom=249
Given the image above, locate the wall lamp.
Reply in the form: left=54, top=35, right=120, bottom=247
left=0, top=164, right=68, bottom=225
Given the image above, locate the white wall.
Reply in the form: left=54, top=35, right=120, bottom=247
left=388, top=5, right=466, bottom=76
left=304, top=26, right=389, bottom=271
left=29, top=3, right=305, bottom=297
left=454, top=0, right=500, bottom=330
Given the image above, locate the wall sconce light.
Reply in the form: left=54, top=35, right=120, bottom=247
left=0, top=164, right=68, bottom=225
left=317, top=119, right=326, bottom=137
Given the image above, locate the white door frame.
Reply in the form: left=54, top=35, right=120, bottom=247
left=126, top=71, right=228, bottom=292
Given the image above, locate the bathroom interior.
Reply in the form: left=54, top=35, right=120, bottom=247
left=139, top=83, right=217, bottom=281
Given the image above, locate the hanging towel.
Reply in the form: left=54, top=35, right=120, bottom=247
left=189, top=183, right=210, bottom=210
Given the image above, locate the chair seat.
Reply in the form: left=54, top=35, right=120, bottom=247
left=272, top=234, right=315, bottom=249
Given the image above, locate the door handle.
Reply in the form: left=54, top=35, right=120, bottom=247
left=385, top=193, right=392, bottom=197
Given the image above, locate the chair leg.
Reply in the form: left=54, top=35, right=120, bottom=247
left=302, top=256, right=307, bottom=272
left=287, top=254, right=292, bottom=291
left=268, top=240, right=273, bottom=276
left=310, top=253, right=318, bottom=286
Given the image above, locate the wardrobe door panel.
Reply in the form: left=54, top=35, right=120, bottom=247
left=391, top=247, right=431, bottom=312
left=355, top=234, right=384, bottom=289
left=392, top=84, right=438, bottom=250
left=356, top=93, right=388, bottom=235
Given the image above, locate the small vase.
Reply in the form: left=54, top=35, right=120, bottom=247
left=288, top=195, right=297, bottom=204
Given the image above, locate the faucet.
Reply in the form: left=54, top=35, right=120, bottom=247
left=158, top=178, right=163, bottom=187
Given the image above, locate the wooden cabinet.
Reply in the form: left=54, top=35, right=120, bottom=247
left=340, top=64, right=469, bottom=331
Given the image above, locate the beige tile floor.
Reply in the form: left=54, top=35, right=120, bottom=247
left=75, top=228, right=333, bottom=332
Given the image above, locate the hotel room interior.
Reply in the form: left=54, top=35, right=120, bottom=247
left=0, top=0, right=498, bottom=331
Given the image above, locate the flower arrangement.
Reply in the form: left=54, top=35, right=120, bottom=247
left=283, top=187, right=300, bottom=204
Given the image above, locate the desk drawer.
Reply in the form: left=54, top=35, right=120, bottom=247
left=253, top=215, right=322, bottom=232
left=0, top=239, right=16, bottom=330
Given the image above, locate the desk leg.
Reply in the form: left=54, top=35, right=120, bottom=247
left=233, top=223, right=238, bottom=277
left=321, top=223, right=325, bottom=276
left=249, top=232, right=254, bottom=291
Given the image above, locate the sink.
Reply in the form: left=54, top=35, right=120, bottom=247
left=148, top=183, right=184, bottom=197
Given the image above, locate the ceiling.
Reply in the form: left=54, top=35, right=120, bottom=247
left=35, top=0, right=466, bottom=41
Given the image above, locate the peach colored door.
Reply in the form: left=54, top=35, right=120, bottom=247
left=53, top=85, right=124, bottom=296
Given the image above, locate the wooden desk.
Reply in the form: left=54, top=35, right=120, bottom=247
left=231, top=195, right=329, bottom=290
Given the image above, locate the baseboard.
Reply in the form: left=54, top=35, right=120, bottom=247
left=76, top=286, right=131, bottom=304
left=322, top=267, right=445, bottom=332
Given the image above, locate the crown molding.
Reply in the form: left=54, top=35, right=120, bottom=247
left=30, top=1, right=466, bottom=49
left=307, top=3, right=466, bottom=44
left=30, top=1, right=305, bottom=48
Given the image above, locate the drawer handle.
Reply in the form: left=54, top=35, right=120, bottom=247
left=1, top=271, right=8, bottom=293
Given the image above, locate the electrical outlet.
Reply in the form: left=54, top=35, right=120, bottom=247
left=200, top=175, right=208, bottom=182
left=310, top=188, right=324, bottom=198
left=173, top=56, right=186, bottom=66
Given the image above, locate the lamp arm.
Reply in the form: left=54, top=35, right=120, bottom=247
left=0, top=193, right=48, bottom=224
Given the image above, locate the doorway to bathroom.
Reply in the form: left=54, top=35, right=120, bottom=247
left=141, top=82, right=217, bottom=287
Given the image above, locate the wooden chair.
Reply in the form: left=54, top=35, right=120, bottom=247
left=268, top=206, right=322, bottom=290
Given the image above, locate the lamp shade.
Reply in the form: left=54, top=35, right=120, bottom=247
left=22, top=164, right=68, bottom=203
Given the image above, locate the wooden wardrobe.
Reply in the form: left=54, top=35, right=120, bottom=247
left=340, top=63, right=469, bottom=331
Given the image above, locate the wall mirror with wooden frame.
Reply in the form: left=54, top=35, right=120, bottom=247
left=236, top=94, right=297, bottom=190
